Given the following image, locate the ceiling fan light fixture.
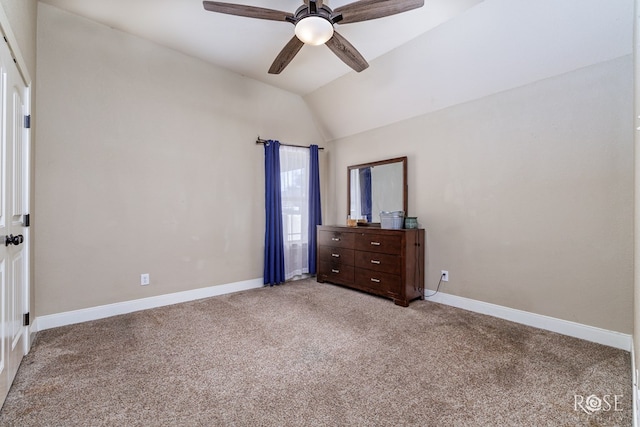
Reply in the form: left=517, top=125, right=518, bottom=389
left=294, top=16, right=334, bottom=46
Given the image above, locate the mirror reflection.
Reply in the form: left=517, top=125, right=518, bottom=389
left=348, top=157, right=407, bottom=224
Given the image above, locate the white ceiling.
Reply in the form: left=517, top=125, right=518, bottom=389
left=38, top=0, right=484, bottom=95
left=305, top=0, right=635, bottom=140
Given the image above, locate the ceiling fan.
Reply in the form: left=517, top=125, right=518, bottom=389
left=203, top=0, right=425, bottom=74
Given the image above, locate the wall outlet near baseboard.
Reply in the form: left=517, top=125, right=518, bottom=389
left=441, top=270, right=449, bottom=282
left=141, top=273, right=150, bottom=286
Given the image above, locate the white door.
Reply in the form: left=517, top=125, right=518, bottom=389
left=0, top=33, right=30, bottom=405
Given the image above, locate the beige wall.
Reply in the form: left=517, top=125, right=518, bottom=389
left=35, top=4, right=325, bottom=315
left=327, top=56, right=634, bottom=334
left=32, top=2, right=637, bottom=339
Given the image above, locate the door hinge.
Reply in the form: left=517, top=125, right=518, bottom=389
left=23, top=213, right=30, bottom=227
left=24, top=115, right=30, bottom=129
left=23, top=312, right=29, bottom=326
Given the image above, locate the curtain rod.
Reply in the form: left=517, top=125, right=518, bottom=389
left=256, top=137, right=324, bottom=150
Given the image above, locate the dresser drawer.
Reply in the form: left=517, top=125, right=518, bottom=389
left=319, top=261, right=354, bottom=285
left=354, top=233, right=402, bottom=254
left=354, top=269, right=401, bottom=297
left=354, top=251, right=401, bottom=275
left=318, top=226, right=424, bottom=307
left=318, top=230, right=355, bottom=249
left=319, top=246, right=354, bottom=266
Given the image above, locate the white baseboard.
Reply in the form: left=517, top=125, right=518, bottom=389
left=426, top=291, right=632, bottom=351
left=35, top=278, right=263, bottom=332
left=33, top=281, right=633, bottom=352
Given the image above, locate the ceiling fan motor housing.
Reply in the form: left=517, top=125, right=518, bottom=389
left=287, top=3, right=342, bottom=26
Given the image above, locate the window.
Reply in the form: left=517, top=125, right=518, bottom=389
left=279, top=146, right=310, bottom=279
left=281, top=167, right=306, bottom=243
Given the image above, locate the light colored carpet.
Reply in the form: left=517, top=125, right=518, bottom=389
left=0, top=278, right=632, bottom=426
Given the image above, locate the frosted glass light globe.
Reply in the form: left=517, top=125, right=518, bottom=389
left=295, top=16, right=334, bottom=46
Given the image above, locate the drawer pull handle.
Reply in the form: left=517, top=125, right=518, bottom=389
left=331, top=237, right=341, bottom=242
left=331, top=269, right=340, bottom=273
left=370, top=260, right=381, bottom=265
left=370, top=278, right=381, bottom=283
left=331, top=253, right=340, bottom=258
left=370, top=241, right=381, bottom=246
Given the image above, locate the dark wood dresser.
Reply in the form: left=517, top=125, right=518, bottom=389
left=317, top=225, right=425, bottom=306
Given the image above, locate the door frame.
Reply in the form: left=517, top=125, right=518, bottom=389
left=0, top=6, right=33, bottom=354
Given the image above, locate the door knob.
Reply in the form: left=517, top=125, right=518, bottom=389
left=5, top=234, right=23, bottom=246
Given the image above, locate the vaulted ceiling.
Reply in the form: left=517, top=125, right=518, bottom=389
left=38, top=0, right=633, bottom=140
left=39, top=0, right=484, bottom=95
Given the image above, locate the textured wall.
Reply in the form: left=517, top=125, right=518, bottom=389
left=328, top=57, right=634, bottom=333
left=35, top=4, right=325, bottom=315
left=35, top=2, right=636, bottom=338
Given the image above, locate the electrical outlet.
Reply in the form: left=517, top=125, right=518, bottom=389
left=441, top=270, right=449, bottom=282
left=140, top=273, right=150, bottom=286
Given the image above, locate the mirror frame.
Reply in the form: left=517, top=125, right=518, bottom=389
left=347, top=156, right=408, bottom=226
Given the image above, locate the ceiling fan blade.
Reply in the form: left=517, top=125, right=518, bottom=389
left=334, top=0, right=424, bottom=24
left=203, top=1, right=293, bottom=22
left=268, top=36, right=305, bottom=74
left=325, top=31, right=369, bottom=72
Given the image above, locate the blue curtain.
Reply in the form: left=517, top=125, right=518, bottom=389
left=264, top=140, right=285, bottom=286
left=359, top=167, right=372, bottom=222
left=308, top=145, right=322, bottom=275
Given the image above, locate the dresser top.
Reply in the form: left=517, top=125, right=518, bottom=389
left=318, top=225, right=423, bottom=233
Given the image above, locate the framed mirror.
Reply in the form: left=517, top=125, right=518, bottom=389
left=347, top=156, right=407, bottom=225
